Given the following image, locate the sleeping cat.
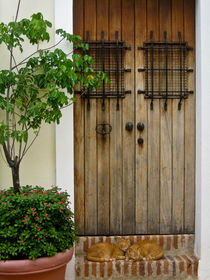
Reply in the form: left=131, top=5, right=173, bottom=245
left=125, top=240, right=164, bottom=261
left=86, top=238, right=129, bottom=262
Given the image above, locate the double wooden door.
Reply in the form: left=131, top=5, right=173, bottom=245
left=74, top=0, right=195, bottom=236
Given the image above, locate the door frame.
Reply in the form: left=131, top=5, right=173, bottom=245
left=54, top=0, right=210, bottom=277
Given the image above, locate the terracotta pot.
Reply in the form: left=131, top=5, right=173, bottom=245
left=0, top=247, right=74, bottom=280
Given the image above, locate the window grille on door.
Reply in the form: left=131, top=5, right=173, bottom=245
left=138, top=31, right=193, bottom=110
left=75, top=31, right=131, bottom=111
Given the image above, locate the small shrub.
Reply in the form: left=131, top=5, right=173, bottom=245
left=0, top=186, right=76, bottom=260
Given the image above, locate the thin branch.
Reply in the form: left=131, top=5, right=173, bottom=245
left=20, top=128, right=40, bottom=161
left=15, top=0, right=21, bottom=22
left=11, top=38, right=65, bottom=71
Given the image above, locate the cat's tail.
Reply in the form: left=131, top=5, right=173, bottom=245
left=86, top=256, right=110, bottom=262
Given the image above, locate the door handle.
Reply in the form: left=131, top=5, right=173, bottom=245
left=137, top=122, right=145, bottom=131
left=125, top=122, right=133, bottom=131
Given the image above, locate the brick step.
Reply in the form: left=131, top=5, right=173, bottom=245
left=75, top=254, right=198, bottom=279
left=76, top=234, right=195, bottom=256
left=75, top=234, right=198, bottom=279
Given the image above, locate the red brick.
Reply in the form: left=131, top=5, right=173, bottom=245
left=100, top=262, right=104, bottom=277
left=99, top=236, right=103, bottom=242
left=176, top=256, right=184, bottom=273
left=148, top=261, right=153, bottom=276
left=124, top=262, right=129, bottom=276
left=76, top=266, right=81, bottom=277
left=159, top=235, right=164, bottom=247
left=182, top=255, right=192, bottom=275
left=156, top=261, right=161, bottom=275
left=92, top=262, right=96, bottom=277
left=151, top=235, right=157, bottom=242
left=106, top=236, right=110, bottom=243
left=173, top=235, right=178, bottom=249
left=167, top=236, right=171, bottom=250
left=84, top=237, right=89, bottom=252
left=116, top=261, right=121, bottom=275
left=132, top=262, right=137, bottom=276
left=108, top=262, right=112, bottom=277
left=164, top=259, right=169, bottom=274
left=85, top=262, right=89, bottom=277
left=190, top=255, right=199, bottom=276
left=91, top=237, right=95, bottom=246
left=181, top=234, right=185, bottom=247
left=139, top=261, right=145, bottom=276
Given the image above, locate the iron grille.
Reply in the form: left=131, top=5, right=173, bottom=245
left=138, top=31, right=193, bottom=110
left=76, top=31, right=131, bottom=110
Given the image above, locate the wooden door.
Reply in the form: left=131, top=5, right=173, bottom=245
left=74, top=0, right=195, bottom=235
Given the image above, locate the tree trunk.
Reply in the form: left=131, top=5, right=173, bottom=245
left=12, top=164, right=20, bottom=193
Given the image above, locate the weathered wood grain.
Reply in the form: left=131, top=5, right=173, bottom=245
left=96, top=0, right=110, bottom=235
left=172, top=0, right=185, bottom=233
left=122, top=0, right=135, bottom=234
left=73, top=0, right=85, bottom=235
left=147, top=0, right=160, bottom=234
left=159, top=0, right=173, bottom=234
left=109, top=0, right=123, bottom=235
left=184, top=0, right=195, bottom=233
left=135, top=0, right=148, bottom=234
left=84, top=0, right=97, bottom=235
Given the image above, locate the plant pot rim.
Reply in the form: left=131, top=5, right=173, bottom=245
left=0, top=247, right=74, bottom=276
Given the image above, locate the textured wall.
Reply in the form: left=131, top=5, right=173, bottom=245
left=0, top=0, right=56, bottom=188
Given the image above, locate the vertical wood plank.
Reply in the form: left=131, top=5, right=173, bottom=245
left=135, top=0, right=148, bottom=234
left=73, top=0, right=85, bottom=235
left=96, top=0, right=110, bottom=235
left=84, top=0, right=97, bottom=235
left=147, top=0, right=160, bottom=233
left=109, top=0, right=123, bottom=235
left=122, top=0, right=135, bottom=234
left=184, top=0, right=195, bottom=233
left=159, top=0, right=173, bottom=234
left=172, top=0, right=184, bottom=233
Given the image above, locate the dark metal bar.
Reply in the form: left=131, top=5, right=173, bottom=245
left=138, top=68, right=191, bottom=72
left=115, top=31, right=120, bottom=110
left=86, top=31, right=90, bottom=111
left=138, top=90, right=193, bottom=94
left=178, top=31, right=182, bottom=110
left=101, top=31, right=105, bottom=111
left=150, top=31, right=154, bottom=110
left=164, top=31, right=168, bottom=111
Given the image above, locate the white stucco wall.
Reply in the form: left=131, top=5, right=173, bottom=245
left=195, top=0, right=210, bottom=279
left=0, top=0, right=56, bottom=188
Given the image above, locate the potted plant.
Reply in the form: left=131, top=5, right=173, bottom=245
left=0, top=1, right=107, bottom=279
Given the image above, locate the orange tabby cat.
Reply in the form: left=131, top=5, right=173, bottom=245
left=86, top=238, right=129, bottom=262
left=125, top=240, right=164, bottom=261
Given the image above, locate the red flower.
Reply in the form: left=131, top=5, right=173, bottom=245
left=3, top=202, right=6, bottom=205
left=21, top=240, right=24, bottom=243
left=38, top=228, right=40, bottom=232
left=33, top=212, right=36, bottom=215
left=59, top=202, right=62, bottom=204
left=10, top=210, right=14, bottom=214
left=37, top=217, right=40, bottom=220
left=31, top=208, right=34, bottom=211
left=3, top=195, right=6, bottom=198
left=24, top=219, right=27, bottom=222
left=60, top=207, right=64, bottom=210
left=37, top=237, right=40, bottom=241
left=9, top=193, right=12, bottom=196
left=45, top=214, right=48, bottom=217
left=44, top=203, right=48, bottom=206
left=44, top=233, right=48, bottom=236
left=24, top=216, right=28, bottom=219
left=27, top=194, right=30, bottom=198
left=35, top=225, right=38, bottom=228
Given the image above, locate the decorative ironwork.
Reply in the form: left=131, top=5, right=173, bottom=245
left=76, top=31, right=131, bottom=111
left=96, top=121, right=112, bottom=137
left=138, top=31, right=193, bottom=110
